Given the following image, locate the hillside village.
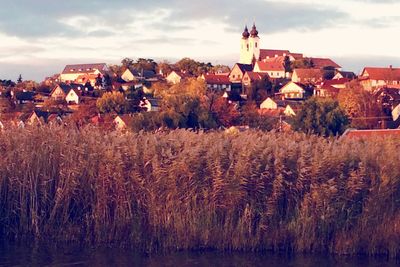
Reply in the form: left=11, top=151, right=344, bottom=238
left=1, top=23, right=400, bottom=135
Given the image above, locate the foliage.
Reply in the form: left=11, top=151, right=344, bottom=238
left=291, top=97, right=349, bottom=136
left=69, top=100, right=98, bottom=126
left=175, top=57, right=213, bottom=76
left=241, top=102, right=276, bottom=131
left=337, top=81, right=383, bottom=129
left=211, top=97, right=241, bottom=127
left=96, top=91, right=126, bottom=114
left=246, top=75, right=273, bottom=103
left=1, top=126, right=400, bottom=258
left=283, top=55, right=292, bottom=73
left=292, top=58, right=315, bottom=69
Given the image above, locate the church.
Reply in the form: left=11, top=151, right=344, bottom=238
left=232, top=23, right=340, bottom=81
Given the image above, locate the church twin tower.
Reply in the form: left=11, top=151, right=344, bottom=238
left=239, top=23, right=260, bottom=65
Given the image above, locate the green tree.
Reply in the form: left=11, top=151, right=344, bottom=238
left=284, top=55, right=292, bottom=74
left=17, top=74, right=23, bottom=83
left=291, top=97, right=349, bottom=136
left=96, top=92, right=126, bottom=114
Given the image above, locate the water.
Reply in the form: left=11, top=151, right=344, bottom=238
left=0, top=245, right=398, bottom=267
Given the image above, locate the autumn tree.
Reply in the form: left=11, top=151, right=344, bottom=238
left=158, top=79, right=216, bottom=129
left=241, top=101, right=276, bottom=131
left=69, top=100, right=98, bottom=126
left=96, top=91, right=126, bottom=114
left=291, top=97, right=349, bottom=136
left=337, top=81, right=383, bottom=129
left=211, top=97, right=241, bottom=127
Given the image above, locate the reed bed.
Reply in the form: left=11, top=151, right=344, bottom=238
left=0, top=126, right=399, bottom=257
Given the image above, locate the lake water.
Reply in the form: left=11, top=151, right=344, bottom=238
left=0, top=245, right=398, bottom=267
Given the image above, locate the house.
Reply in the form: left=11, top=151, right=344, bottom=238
left=138, top=97, right=160, bottom=112
left=374, top=87, right=400, bottom=117
left=342, top=129, right=400, bottom=139
left=166, top=71, right=192, bottom=84
left=292, top=69, right=323, bottom=84
left=60, top=63, right=108, bottom=83
left=50, top=84, right=81, bottom=104
left=359, top=66, right=400, bottom=91
left=284, top=105, right=296, bottom=116
left=114, top=115, right=134, bottom=130
left=242, top=71, right=269, bottom=87
left=333, top=71, right=356, bottom=80
left=260, top=97, right=278, bottom=109
left=19, top=110, right=51, bottom=126
left=14, top=91, right=36, bottom=104
left=75, top=73, right=99, bottom=87
left=321, top=78, right=350, bottom=89
left=229, top=63, right=253, bottom=83
left=259, top=49, right=303, bottom=61
left=314, top=84, right=340, bottom=98
left=121, top=68, right=141, bottom=82
left=279, top=82, right=310, bottom=100
left=202, top=74, right=231, bottom=91
left=253, top=60, right=286, bottom=79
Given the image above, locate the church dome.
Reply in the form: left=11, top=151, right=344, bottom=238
left=250, top=23, right=258, bottom=37
left=242, top=26, right=250, bottom=39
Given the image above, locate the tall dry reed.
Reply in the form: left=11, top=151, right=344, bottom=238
left=0, top=126, right=399, bottom=257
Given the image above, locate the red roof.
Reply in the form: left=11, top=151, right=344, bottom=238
left=260, top=49, right=290, bottom=59
left=244, top=71, right=270, bottom=81
left=308, top=58, right=341, bottom=69
left=342, top=129, right=400, bottom=139
left=259, top=49, right=303, bottom=61
left=256, top=61, right=285, bottom=71
left=361, top=67, right=400, bottom=81
left=323, top=78, right=350, bottom=86
left=204, top=74, right=230, bottom=85
left=293, top=68, right=323, bottom=81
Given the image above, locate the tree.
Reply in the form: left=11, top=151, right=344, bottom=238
left=95, top=74, right=103, bottom=89
left=211, top=97, right=241, bottom=127
left=121, top=58, right=134, bottom=68
left=157, top=60, right=174, bottom=76
left=291, top=97, right=349, bottom=136
left=17, top=74, right=23, bottom=83
left=70, top=100, right=98, bottom=126
left=337, top=81, right=383, bottom=129
left=245, top=75, right=273, bottom=104
left=241, top=101, right=276, bottom=131
left=96, top=92, right=126, bottom=114
left=133, top=58, right=157, bottom=73
left=158, top=79, right=216, bottom=129
left=322, top=66, right=335, bottom=80
left=284, top=55, right=292, bottom=74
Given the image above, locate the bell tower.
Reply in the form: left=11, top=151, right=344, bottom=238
left=239, top=25, right=250, bottom=64
left=239, top=24, right=260, bottom=65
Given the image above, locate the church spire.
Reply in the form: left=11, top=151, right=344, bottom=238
left=242, top=25, right=250, bottom=39
left=250, top=23, right=258, bottom=37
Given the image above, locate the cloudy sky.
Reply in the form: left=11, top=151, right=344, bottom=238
left=0, top=0, right=399, bottom=81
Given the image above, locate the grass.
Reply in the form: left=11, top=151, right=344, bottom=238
left=0, top=125, right=399, bottom=257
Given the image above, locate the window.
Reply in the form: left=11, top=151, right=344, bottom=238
left=255, top=42, right=258, bottom=48
left=247, top=44, right=249, bottom=51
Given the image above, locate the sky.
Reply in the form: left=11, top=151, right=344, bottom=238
left=0, top=0, right=400, bottom=81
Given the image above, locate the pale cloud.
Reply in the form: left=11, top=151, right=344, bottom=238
left=0, top=0, right=399, bottom=80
